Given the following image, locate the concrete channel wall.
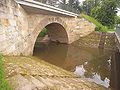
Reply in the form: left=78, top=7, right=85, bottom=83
left=115, top=27, right=120, bottom=52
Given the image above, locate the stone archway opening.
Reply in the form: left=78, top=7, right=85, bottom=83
left=33, top=23, right=69, bottom=65
left=46, top=23, right=68, bottom=43
left=33, top=23, right=69, bottom=53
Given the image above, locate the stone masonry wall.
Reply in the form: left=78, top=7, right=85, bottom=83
left=0, top=0, right=29, bottom=55
left=72, top=31, right=116, bottom=50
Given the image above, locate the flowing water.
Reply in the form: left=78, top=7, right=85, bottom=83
left=33, top=42, right=120, bottom=90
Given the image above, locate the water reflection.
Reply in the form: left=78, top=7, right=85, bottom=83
left=33, top=42, right=119, bottom=89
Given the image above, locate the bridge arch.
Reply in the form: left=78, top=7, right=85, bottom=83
left=30, top=17, right=69, bottom=55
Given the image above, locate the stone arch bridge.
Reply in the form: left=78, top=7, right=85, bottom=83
left=0, top=0, right=95, bottom=55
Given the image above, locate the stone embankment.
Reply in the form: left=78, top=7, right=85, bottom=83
left=4, top=56, right=106, bottom=90
left=72, top=31, right=115, bottom=50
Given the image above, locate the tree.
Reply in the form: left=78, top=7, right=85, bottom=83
left=59, top=0, right=66, bottom=9
left=62, top=0, right=66, bottom=4
left=94, top=0, right=101, bottom=7
left=68, top=0, right=81, bottom=13
left=82, top=0, right=100, bottom=15
left=37, top=0, right=59, bottom=6
left=46, top=0, right=58, bottom=6
left=116, top=0, right=120, bottom=8
left=36, top=0, right=47, bottom=3
left=91, top=0, right=118, bottom=29
left=41, top=0, right=47, bottom=3
left=68, top=0, right=74, bottom=7
left=115, top=16, right=120, bottom=26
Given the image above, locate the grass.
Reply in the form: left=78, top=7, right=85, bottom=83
left=81, top=14, right=114, bottom=32
left=0, top=54, right=12, bottom=90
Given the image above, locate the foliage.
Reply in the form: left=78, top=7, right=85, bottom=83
left=68, top=0, right=82, bottom=13
left=38, top=0, right=58, bottom=6
left=115, top=15, right=120, bottom=26
left=37, top=0, right=82, bottom=13
left=82, top=0, right=94, bottom=15
left=0, top=54, right=12, bottom=90
left=81, top=14, right=109, bottom=32
left=91, top=0, right=117, bottom=29
left=39, top=28, right=48, bottom=37
left=62, top=0, right=66, bottom=4
left=82, top=0, right=100, bottom=15
left=82, top=0, right=119, bottom=29
left=116, top=0, right=120, bottom=8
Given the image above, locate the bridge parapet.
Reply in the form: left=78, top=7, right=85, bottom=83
left=16, top=0, right=79, bottom=17
left=34, top=0, right=79, bottom=14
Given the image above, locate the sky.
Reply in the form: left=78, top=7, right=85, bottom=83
left=79, top=0, right=85, bottom=3
left=117, top=8, right=120, bottom=16
left=117, top=12, right=120, bottom=16
left=79, top=0, right=85, bottom=5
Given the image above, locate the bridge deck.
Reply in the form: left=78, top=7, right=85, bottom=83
left=16, top=0, right=79, bottom=17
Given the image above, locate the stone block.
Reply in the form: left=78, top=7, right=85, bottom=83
left=7, top=14, right=14, bottom=19
left=1, top=18, right=9, bottom=27
left=7, top=26, right=15, bottom=33
left=0, top=26, right=5, bottom=35
left=7, top=44, right=16, bottom=53
left=9, top=19, right=16, bottom=26
left=0, top=34, right=6, bottom=42
left=0, top=40, right=8, bottom=51
left=0, top=13, right=8, bottom=18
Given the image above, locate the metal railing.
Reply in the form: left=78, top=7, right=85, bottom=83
left=33, top=0, right=80, bottom=14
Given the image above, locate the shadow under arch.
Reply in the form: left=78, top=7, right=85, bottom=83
left=46, top=23, right=68, bottom=43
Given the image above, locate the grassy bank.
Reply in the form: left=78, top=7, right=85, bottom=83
left=0, top=54, right=11, bottom=90
left=81, top=14, right=114, bottom=32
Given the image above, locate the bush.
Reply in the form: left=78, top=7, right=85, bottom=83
left=81, top=14, right=112, bottom=32
left=0, top=54, right=12, bottom=90
left=115, top=16, right=120, bottom=26
left=39, top=28, right=48, bottom=37
left=91, top=0, right=117, bottom=29
left=95, top=26, right=101, bottom=31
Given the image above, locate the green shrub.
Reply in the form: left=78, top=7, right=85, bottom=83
left=95, top=26, right=101, bottom=31
left=39, top=28, right=48, bottom=37
left=0, top=54, right=12, bottom=90
left=81, top=14, right=113, bottom=32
